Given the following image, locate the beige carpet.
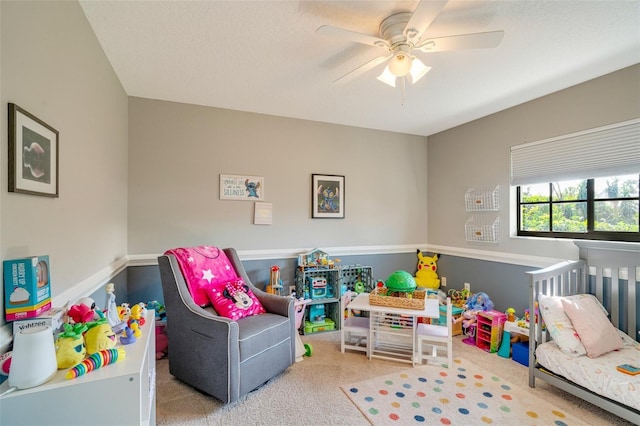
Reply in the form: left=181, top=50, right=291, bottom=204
left=156, top=332, right=634, bottom=425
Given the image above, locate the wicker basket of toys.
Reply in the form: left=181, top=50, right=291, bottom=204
left=369, top=287, right=426, bottom=310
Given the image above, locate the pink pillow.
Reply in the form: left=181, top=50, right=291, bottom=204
left=205, top=279, right=266, bottom=321
left=561, top=297, right=622, bottom=358
left=165, top=246, right=239, bottom=307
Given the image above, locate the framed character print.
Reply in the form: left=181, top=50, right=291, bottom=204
left=312, top=174, right=344, bottom=219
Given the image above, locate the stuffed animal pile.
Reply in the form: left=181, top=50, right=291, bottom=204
left=54, top=287, right=150, bottom=379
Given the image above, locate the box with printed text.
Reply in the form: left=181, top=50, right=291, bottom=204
left=3, top=255, right=51, bottom=321
left=12, top=306, right=64, bottom=335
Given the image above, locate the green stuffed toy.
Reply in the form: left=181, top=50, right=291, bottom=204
left=414, top=250, right=440, bottom=289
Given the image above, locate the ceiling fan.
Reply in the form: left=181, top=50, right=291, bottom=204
left=316, top=0, right=504, bottom=90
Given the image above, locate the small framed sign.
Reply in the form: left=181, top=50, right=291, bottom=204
left=220, top=174, right=264, bottom=200
left=8, top=104, right=59, bottom=197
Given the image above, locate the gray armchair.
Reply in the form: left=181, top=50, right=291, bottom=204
left=157, top=247, right=295, bottom=403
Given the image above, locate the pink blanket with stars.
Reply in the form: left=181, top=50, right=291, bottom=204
left=165, top=246, right=239, bottom=307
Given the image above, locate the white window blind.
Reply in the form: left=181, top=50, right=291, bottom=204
left=510, top=118, right=640, bottom=186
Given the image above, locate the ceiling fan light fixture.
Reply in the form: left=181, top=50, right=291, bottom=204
left=388, top=52, right=413, bottom=77
left=377, top=66, right=397, bottom=87
left=408, top=57, right=431, bottom=83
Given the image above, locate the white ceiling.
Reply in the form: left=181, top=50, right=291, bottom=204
left=79, top=0, right=640, bottom=137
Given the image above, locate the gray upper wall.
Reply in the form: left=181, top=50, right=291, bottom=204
left=127, top=98, right=428, bottom=253
left=1, top=1, right=129, bottom=324
left=428, top=64, right=640, bottom=261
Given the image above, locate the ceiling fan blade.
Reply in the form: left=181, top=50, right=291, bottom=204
left=334, top=54, right=392, bottom=84
left=316, top=25, right=390, bottom=49
left=404, top=0, right=448, bottom=45
left=416, top=30, right=505, bottom=52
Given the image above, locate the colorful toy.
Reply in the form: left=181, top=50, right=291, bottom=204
left=414, top=250, right=440, bottom=289
left=266, top=266, right=283, bottom=295
left=119, top=326, right=137, bottom=345
left=385, top=270, right=417, bottom=295
left=309, top=304, right=326, bottom=324
left=84, top=316, right=117, bottom=355
left=455, top=291, right=494, bottom=329
left=297, top=248, right=339, bottom=269
left=524, top=302, right=539, bottom=323
left=55, top=323, right=88, bottom=369
left=293, top=298, right=312, bottom=361
left=129, top=303, right=146, bottom=327
left=66, top=347, right=126, bottom=379
left=0, top=351, right=12, bottom=376
left=146, top=300, right=166, bottom=320
left=155, top=324, right=169, bottom=360
left=506, top=307, right=516, bottom=322
left=448, top=288, right=470, bottom=307
left=67, top=303, right=96, bottom=324
left=130, top=322, right=142, bottom=338
left=308, top=276, right=328, bottom=299
left=77, top=297, right=100, bottom=320
left=118, top=303, right=131, bottom=324
left=105, top=283, right=126, bottom=334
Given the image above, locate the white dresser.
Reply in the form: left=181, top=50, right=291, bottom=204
left=0, top=311, right=156, bottom=425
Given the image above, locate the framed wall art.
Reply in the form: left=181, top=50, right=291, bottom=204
left=312, top=174, right=345, bottom=219
left=8, top=103, right=59, bottom=197
left=220, top=174, right=265, bottom=200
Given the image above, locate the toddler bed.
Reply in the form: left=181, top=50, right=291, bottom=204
left=527, top=255, right=640, bottom=424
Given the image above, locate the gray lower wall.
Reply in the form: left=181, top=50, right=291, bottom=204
left=125, top=253, right=529, bottom=316
left=92, top=251, right=640, bottom=341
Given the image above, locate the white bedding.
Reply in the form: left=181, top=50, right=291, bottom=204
left=535, top=331, right=640, bottom=410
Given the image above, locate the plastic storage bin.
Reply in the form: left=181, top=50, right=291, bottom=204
left=512, top=341, right=529, bottom=366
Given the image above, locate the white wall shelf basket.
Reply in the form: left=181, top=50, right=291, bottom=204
left=465, top=186, right=500, bottom=212
left=465, top=217, right=500, bottom=243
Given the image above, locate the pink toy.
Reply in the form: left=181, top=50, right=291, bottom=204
left=67, top=303, right=95, bottom=324
left=455, top=292, right=494, bottom=329
left=155, top=325, right=169, bottom=359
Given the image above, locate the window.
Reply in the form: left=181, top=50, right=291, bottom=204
left=517, top=174, right=639, bottom=242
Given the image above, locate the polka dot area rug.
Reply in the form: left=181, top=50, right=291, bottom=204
left=341, top=358, right=581, bottom=425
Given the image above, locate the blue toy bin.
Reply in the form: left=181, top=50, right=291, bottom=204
left=512, top=341, right=529, bottom=366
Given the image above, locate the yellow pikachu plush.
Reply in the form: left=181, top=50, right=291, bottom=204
left=415, top=250, right=440, bottom=289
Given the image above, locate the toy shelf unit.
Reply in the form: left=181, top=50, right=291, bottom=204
left=339, top=265, right=374, bottom=294
left=296, top=267, right=340, bottom=335
left=465, top=185, right=499, bottom=212
left=476, top=310, right=507, bottom=353
left=295, top=264, right=373, bottom=335
left=465, top=216, right=500, bottom=243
